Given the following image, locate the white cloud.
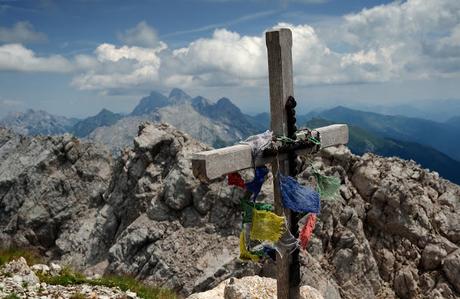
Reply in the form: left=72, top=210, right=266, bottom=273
left=117, top=21, right=161, bottom=48
left=71, top=43, right=166, bottom=90
left=2, top=0, right=460, bottom=94
left=0, top=43, right=72, bottom=72
left=163, top=29, right=266, bottom=87
left=0, top=21, right=47, bottom=44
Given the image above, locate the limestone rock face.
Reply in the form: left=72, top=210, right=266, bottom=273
left=301, top=147, right=460, bottom=299
left=1, top=123, right=460, bottom=298
left=1, top=257, right=39, bottom=286
left=0, top=128, right=112, bottom=253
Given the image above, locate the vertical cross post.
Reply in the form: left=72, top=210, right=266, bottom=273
left=266, top=28, right=300, bottom=298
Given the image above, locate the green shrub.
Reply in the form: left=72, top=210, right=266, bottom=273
left=4, top=293, right=20, bottom=299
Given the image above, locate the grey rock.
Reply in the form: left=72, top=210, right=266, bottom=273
left=443, top=249, right=460, bottom=293
left=421, top=244, right=447, bottom=270
left=2, top=257, right=39, bottom=286
left=394, top=267, right=417, bottom=299
left=0, top=127, right=112, bottom=258
left=2, top=123, right=460, bottom=299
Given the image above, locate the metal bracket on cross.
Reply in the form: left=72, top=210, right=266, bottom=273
left=191, top=124, right=349, bottom=181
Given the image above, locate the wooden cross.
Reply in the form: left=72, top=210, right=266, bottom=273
left=191, top=28, right=349, bottom=299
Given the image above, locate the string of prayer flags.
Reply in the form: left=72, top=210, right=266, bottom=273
left=314, top=172, right=341, bottom=199
left=299, top=213, right=317, bottom=250
left=239, top=230, right=260, bottom=262
left=279, top=173, right=320, bottom=214
left=228, top=172, right=246, bottom=189
left=250, top=209, right=285, bottom=243
left=241, top=196, right=273, bottom=224
left=245, top=167, right=269, bottom=201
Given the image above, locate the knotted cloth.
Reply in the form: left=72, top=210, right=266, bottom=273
left=245, top=167, right=269, bottom=201
left=250, top=209, right=285, bottom=242
left=299, top=213, right=317, bottom=250
left=276, top=227, right=299, bottom=255
left=279, top=173, right=321, bottom=214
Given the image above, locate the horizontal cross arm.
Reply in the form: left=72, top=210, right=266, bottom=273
left=191, top=124, right=349, bottom=181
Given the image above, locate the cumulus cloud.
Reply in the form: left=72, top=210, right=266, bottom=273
left=0, top=21, right=47, bottom=44
left=71, top=43, right=166, bottom=90
left=117, top=21, right=161, bottom=48
left=0, top=43, right=72, bottom=72
left=2, top=0, right=460, bottom=93
left=163, top=29, right=266, bottom=87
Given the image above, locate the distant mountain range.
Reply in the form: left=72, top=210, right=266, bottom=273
left=72, top=108, right=123, bottom=138
left=306, top=118, right=460, bottom=184
left=446, top=115, right=460, bottom=128
left=0, top=109, right=78, bottom=136
left=1, top=89, right=459, bottom=184
left=306, top=106, right=460, bottom=161
left=86, top=88, right=263, bottom=151
left=346, top=99, right=460, bottom=122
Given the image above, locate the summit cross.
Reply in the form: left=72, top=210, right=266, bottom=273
left=191, top=28, right=349, bottom=299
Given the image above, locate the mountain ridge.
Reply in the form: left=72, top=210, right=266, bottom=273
left=72, top=108, right=123, bottom=137
left=309, top=106, right=460, bottom=161
left=306, top=118, right=460, bottom=184
left=0, top=109, right=78, bottom=136
left=86, top=88, right=262, bottom=151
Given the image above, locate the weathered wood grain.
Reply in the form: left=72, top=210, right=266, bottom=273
left=191, top=124, right=349, bottom=181
left=266, top=27, right=299, bottom=299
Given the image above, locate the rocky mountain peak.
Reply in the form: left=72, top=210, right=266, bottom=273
left=72, top=108, right=123, bottom=138
left=191, top=96, right=212, bottom=108
left=97, top=108, right=114, bottom=116
left=130, top=91, right=169, bottom=116
left=1, top=122, right=460, bottom=298
left=169, top=87, right=192, bottom=104
left=215, top=97, right=241, bottom=113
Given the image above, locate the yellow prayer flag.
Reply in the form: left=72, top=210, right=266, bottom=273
left=250, top=209, right=285, bottom=242
left=239, top=230, right=260, bottom=262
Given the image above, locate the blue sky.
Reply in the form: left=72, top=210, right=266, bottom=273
left=1, top=0, right=460, bottom=117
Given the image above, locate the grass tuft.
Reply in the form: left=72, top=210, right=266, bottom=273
left=0, top=247, right=43, bottom=266
left=4, top=294, right=20, bottom=299
left=38, top=268, right=176, bottom=299
left=70, top=292, right=86, bottom=299
left=0, top=248, right=176, bottom=299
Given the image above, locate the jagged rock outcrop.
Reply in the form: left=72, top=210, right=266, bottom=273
left=0, top=128, right=112, bottom=251
left=0, top=123, right=258, bottom=296
left=297, top=147, right=460, bottom=299
left=1, top=123, right=459, bottom=298
left=96, top=123, right=257, bottom=294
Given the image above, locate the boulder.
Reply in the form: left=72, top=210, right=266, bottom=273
left=187, top=276, right=324, bottom=299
